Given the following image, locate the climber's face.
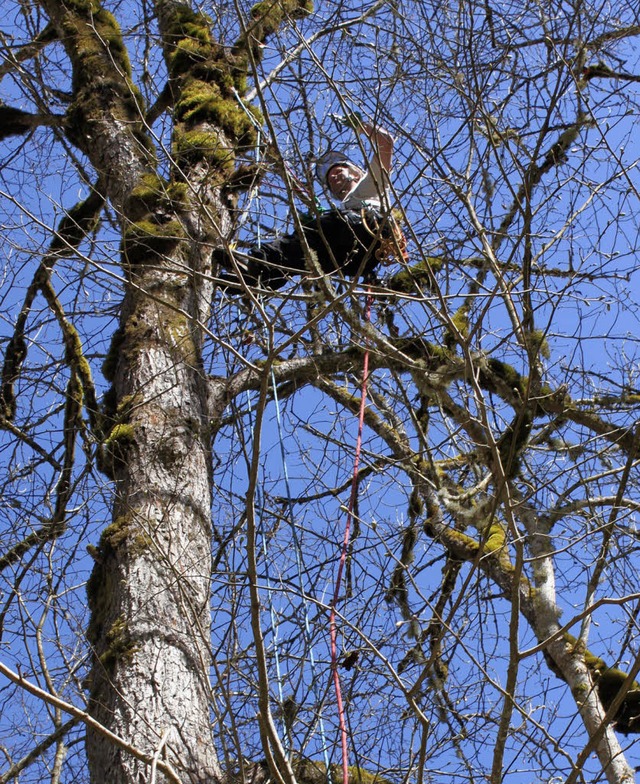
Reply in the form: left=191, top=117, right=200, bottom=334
left=326, top=164, right=363, bottom=199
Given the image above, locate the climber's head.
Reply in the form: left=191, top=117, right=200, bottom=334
left=316, top=152, right=364, bottom=199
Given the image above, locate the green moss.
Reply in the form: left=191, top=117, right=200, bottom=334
left=175, top=79, right=222, bottom=122
left=101, top=513, right=151, bottom=552
left=165, top=6, right=219, bottom=78
left=62, top=8, right=133, bottom=87
left=65, top=0, right=101, bottom=13
left=93, top=9, right=131, bottom=76
left=165, top=5, right=214, bottom=42
left=158, top=312, right=198, bottom=367
left=496, top=409, right=533, bottom=476
left=478, top=358, right=525, bottom=398
left=100, top=423, right=135, bottom=478
left=116, top=393, right=142, bottom=418
left=488, top=358, right=522, bottom=388
left=451, top=305, right=469, bottom=338
left=545, top=634, right=640, bottom=727
left=51, top=190, right=104, bottom=254
left=100, top=617, right=137, bottom=669
left=57, top=4, right=155, bottom=164
left=527, top=328, right=551, bottom=359
left=245, top=0, right=313, bottom=45
left=127, top=173, right=168, bottom=221
left=103, top=423, right=134, bottom=448
left=169, top=37, right=210, bottom=75
left=232, top=0, right=313, bottom=64
left=388, top=258, right=442, bottom=294
left=393, top=336, right=451, bottom=366
left=445, top=304, right=470, bottom=349
left=345, top=766, right=391, bottom=784
left=408, top=489, right=424, bottom=519
left=122, top=218, right=184, bottom=265
left=484, top=522, right=506, bottom=553
left=174, top=20, right=213, bottom=46
left=122, top=174, right=191, bottom=266
left=166, top=181, right=189, bottom=205
left=176, top=82, right=259, bottom=143
left=173, top=128, right=235, bottom=172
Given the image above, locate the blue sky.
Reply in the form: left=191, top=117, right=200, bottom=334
left=1, top=1, right=640, bottom=781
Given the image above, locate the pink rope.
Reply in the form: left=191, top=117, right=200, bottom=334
left=329, top=291, right=373, bottom=784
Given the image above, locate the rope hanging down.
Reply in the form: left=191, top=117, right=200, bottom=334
left=329, top=290, right=374, bottom=784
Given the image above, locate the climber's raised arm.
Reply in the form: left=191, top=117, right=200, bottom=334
left=359, top=121, right=394, bottom=174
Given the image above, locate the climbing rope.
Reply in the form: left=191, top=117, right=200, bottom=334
left=329, top=289, right=374, bottom=784
left=270, top=368, right=332, bottom=770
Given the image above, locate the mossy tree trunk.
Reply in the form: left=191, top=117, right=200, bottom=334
left=35, top=0, right=306, bottom=781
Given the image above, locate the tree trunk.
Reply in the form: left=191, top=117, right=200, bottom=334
left=85, top=258, right=221, bottom=783
left=35, top=0, right=235, bottom=779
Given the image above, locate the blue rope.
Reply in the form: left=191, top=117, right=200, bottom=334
left=270, top=370, right=331, bottom=773
left=234, top=87, right=331, bottom=766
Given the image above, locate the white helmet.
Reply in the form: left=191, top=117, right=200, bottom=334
left=315, top=151, right=364, bottom=186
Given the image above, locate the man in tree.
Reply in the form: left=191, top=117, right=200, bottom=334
left=214, top=120, right=398, bottom=290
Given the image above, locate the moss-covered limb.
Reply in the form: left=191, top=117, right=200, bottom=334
left=478, top=356, right=639, bottom=458
left=159, top=5, right=258, bottom=142
left=0, top=104, right=63, bottom=140
left=545, top=633, right=640, bottom=734
left=38, top=273, right=101, bottom=436
left=0, top=22, right=58, bottom=79
left=0, top=371, right=82, bottom=573
left=242, top=757, right=393, bottom=784
left=476, top=356, right=526, bottom=400
left=444, top=303, right=470, bottom=348
left=119, top=3, right=252, bottom=211
left=97, top=387, right=141, bottom=479
left=314, top=371, right=530, bottom=609
left=385, top=256, right=444, bottom=294
left=387, top=335, right=454, bottom=370
left=413, top=464, right=533, bottom=612
left=41, top=0, right=152, bottom=184
left=539, top=391, right=640, bottom=458
left=233, top=0, right=313, bottom=65
left=154, top=1, right=311, bottom=202
left=425, top=556, right=461, bottom=684
left=52, top=188, right=105, bottom=252
left=494, top=407, right=534, bottom=478
left=119, top=172, right=192, bottom=268
left=0, top=188, right=105, bottom=421
left=85, top=510, right=151, bottom=674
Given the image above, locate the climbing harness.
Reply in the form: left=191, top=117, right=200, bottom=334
left=361, top=209, right=409, bottom=266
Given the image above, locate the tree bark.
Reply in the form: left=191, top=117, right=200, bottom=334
left=34, top=0, right=235, bottom=779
